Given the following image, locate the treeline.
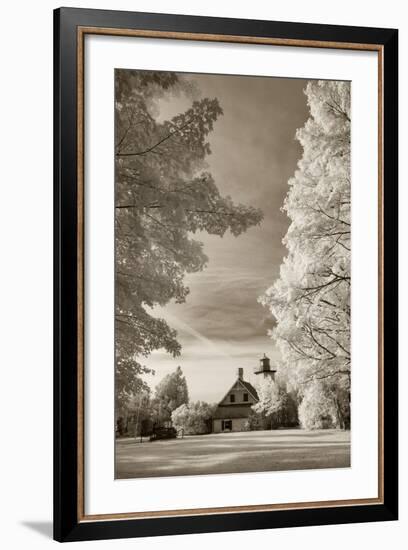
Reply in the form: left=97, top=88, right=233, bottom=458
left=117, top=365, right=349, bottom=438
left=116, top=366, right=216, bottom=437
left=244, top=374, right=349, bottom=431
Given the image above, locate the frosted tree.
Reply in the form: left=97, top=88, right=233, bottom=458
left=260, top=81, right=351, bottom=427
left=298, top=380, right=338, bottom=430
left=252, top=377, right=284, bottom=418
left=252, top=376, right=299, bottom=429
left=171, top=401, right=216, bottom=435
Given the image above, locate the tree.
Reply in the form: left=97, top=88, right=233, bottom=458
left=171, top=401, right=216, bottom=435
left=151, top=366, right=189, bottom=425
left=243, top=410, right=266, bottom=431
left=252, top=377, right=298, bottom=429
left=115, top=388, right=151, bottom=437
left=259, top=81, right=351, bottom=422
left=115, top=70, right=263, bottom=409
left=298, top=381, right=338, bottom=430
left=252, top=378, right=284, bottom=417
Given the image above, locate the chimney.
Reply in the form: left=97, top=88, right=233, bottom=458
left=237, top=367, right=243, bottom=380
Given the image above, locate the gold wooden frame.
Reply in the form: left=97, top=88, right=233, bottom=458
left=76, top=27, right=384, bottom=523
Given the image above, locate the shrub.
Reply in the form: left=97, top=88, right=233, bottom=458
left=298, top=381, right=337, bottom=429
left=171, top=401, right=216, bottom=435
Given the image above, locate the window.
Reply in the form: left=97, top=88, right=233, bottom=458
left=230, top=394, right=235, bottom=403
left=243, top=393, right=248, bottom=402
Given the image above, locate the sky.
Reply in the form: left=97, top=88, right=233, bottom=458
left=141, top=72, right=310, bottom=403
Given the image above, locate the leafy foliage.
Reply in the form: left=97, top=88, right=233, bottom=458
left=115, top=70, right=263, bottom=410
left=251, top=377, right=298, bottom=429
left=115, top=389, right=151, bottom=436
left=171, top=401, right=216, bottom=435
left=259, top=81, right=351, bottom=428
left=243, top=410, right=266, bottom=431
left=151, top=366, right=189, bottom=425
left=252, top=378, right=285, bottom=417
left=298, top=381, right=337, bottom=429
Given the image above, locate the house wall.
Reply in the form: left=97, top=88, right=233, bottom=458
left=212, top=417, right=248, bottom=433
left=213, top=419, right=223, bottom=433
left=232, top=418, right=247, bottom=432
left=213, top=376, right=258, bottom=433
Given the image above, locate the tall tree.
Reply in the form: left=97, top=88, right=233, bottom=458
left=260, top=81, right=351, bottom=423
left=115, top=70, right=263, bottom=409
left=152, top=366, right=189, bottom=424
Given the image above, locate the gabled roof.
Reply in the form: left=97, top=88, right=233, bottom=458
left=240, top=380, right=259, bottom=401
left=218, top=376, right=259, bottom=405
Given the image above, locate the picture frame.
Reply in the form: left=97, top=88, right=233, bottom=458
left=54, top=7, right=398, bottom=542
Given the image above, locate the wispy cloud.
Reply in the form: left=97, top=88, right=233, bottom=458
left=141, top=73, right=309, bottom=402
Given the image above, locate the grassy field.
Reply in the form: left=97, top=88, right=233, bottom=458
left=115, top=429, right=350, bottom=479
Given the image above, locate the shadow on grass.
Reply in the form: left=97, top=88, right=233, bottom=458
left=116, top=430, right=351, bottom=479
left=117, top=439, right=350, bottom=458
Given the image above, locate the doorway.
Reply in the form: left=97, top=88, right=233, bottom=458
left=221, top=420, right=232, bottom=432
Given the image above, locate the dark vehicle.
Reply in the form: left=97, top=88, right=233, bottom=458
left=149, top=427, right=177, bottom=441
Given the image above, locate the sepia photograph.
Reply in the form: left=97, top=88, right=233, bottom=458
left=52, top=8, right=398, bottom=541
left=114, top=68, right=351, bottom=480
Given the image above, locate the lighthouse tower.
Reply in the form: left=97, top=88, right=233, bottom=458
left=254, top=353, right=276, bottom=381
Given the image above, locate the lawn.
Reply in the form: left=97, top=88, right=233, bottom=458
left=115, top=429, right=350, bottom=479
